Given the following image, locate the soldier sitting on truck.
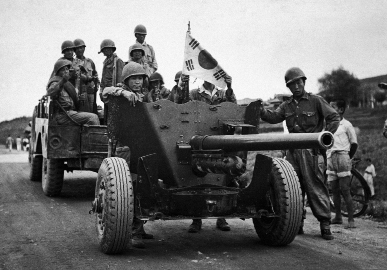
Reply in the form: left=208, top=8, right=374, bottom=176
left=46, top=59, right=100, bottom=126
left=102, top=61, right=153, bottom=249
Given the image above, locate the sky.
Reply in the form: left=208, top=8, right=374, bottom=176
left=1, top=0, right=387, bottom=122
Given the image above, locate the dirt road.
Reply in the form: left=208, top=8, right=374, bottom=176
left=1, top=150, right=386, bottom=270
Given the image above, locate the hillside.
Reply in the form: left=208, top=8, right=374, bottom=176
left=0, top=116, right=31, bottom=145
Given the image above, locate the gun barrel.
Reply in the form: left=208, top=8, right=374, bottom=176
left=190, top=131, right=333, bottom=151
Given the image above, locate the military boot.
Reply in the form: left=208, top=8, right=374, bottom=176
left=216, top=218, right=230, bottom=231
left=188, top=219, right=202, bottom=233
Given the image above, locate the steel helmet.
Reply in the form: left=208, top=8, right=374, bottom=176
left=98, top=39, right=116, bottom=54
left=54, top=59, right=72, bottom=75
left=61, top=40, right=75, bottom=53
left=174, top=71, right=182, bottom=82
left=121, top=62, right=147, bottom=83
left=134, top=24, right=147, bottom=35
left=149, top=72, right=164, bottom=85
left=129, top=43, right=145, bottom=57
left=73, top=38, right=86, bottom=48
left=284, top=67, right=307, bottom=86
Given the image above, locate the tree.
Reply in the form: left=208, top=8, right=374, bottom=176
left=318, top=66, right=361, bottom=106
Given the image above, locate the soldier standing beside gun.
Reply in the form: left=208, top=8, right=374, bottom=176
left=73, top=39, right=100, bottom=114
left=186, top=75, right=236, bottom=233
left=259, top=67, right=340, bottom=240
left=99, top=39, right=124, bottom=122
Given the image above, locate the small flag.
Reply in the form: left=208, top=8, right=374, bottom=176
left=182, top=31, right=227, bottom=88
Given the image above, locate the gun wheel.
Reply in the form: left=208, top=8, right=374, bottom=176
left=253, top=158, right=302, bottom=246
left=42, top=158, right=64, bottom=196
left=95, top=157, right=134, bottom=254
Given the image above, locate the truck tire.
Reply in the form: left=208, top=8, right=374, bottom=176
left=253, top=158, right=302, bottom=246
left=95, top=157, right=134, bottom=254
left=42, top=157, right=64, bottom=196
left=29, top=153, right=42, bottom=182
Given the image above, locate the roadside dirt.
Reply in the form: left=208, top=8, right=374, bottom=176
left=0, top=150, right=386, bottom=269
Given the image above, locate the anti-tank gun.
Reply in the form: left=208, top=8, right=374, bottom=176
left=92, top=98, right=333, bottom=254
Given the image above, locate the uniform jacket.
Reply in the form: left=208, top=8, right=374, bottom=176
left=168, top=83, right=190, bottom=104
left=189, top=84, right=237, bottom=105
left=46, top=76, right=78, bottom=111
left=147, top=86, right=170, bottom=102
left=102, top=84, right=146, bottom=103
left=261, top=92, right=340, bottom=134
left=73, top=56, right=100, bottom=94
left=127, top=58, right=152, bottom=77
left=100, top=53, right=124, bottom=91
left=129, top=41, right=157, bottom=73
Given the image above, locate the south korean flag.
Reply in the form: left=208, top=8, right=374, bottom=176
left=182, top=31, right=227, bottom=89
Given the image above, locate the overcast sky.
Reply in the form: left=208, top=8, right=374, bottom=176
left=1, top=0, right=386, bottom=122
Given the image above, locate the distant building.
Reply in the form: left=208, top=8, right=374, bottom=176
left=359, top=74, right=387, bottom=108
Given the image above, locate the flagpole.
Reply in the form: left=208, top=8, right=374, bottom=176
left=187, top=21, right=191, bottom=34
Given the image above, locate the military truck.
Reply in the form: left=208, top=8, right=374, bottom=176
left=28, top=96, right=108, bottom=196
left=90, top=98, right=334, bottom=254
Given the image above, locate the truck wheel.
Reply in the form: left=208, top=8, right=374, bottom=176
left=42, top=158, right=64, bottom=196
left=29, top=153, right=42, bottom=182
left=253, top=158, right=302, bottom=246
left=95, top=157, right=134, bottom=254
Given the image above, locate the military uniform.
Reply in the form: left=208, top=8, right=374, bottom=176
left=190, top=84, right=237, bottom=104
left=100, top=53, right=124, bottom=94
left=261, top=92, right=340, bottom=230
left=187, top=82, right=236, bottom=232
left=73, top=56, right=99, bottom=113
left=129, top=41, right=157, bottom=74
left=47, top=60, right=99, bottom=126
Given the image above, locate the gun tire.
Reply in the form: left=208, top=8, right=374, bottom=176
left=42, top=157, right=64, bottom=196
left=95, top=157, right=134, bottom=254
left=29, top=153, right=42, bottom=182
left=253, top=158, right=302, bottom=246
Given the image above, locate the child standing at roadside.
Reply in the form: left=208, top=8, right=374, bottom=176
left=326, top=99, right=358, bottom=229
left=364, top=158, right=376, bottom=198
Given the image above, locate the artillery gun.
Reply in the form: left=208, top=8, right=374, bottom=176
left=91, top=98, right=333, bottom=254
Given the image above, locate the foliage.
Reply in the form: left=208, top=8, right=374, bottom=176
left=318, top=66, right=361, bottom=106
left=0, top=116, right=31, bottom=146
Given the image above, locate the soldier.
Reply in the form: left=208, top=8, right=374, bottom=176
left=99, top=39, right=124, bottom=102
left=129, top=24, right=157, bottom=74
left=102, top=62, right=152, bottom=249
left=50, top=40, right=76, bottom=82
left=186, top=75, right=235, bottom=233
left=147, top=72, right=170, bottom=102
left=46, top=59, right=99, bottom=126
left=128, top=43, right=152, bottom=77
left=189, top=75, right=236, bottom=104
left=168, top=71, right=190, bottom=104
left=73, top=39, right=99, bottom=113
left=259, top=67, right=340, bottom=240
